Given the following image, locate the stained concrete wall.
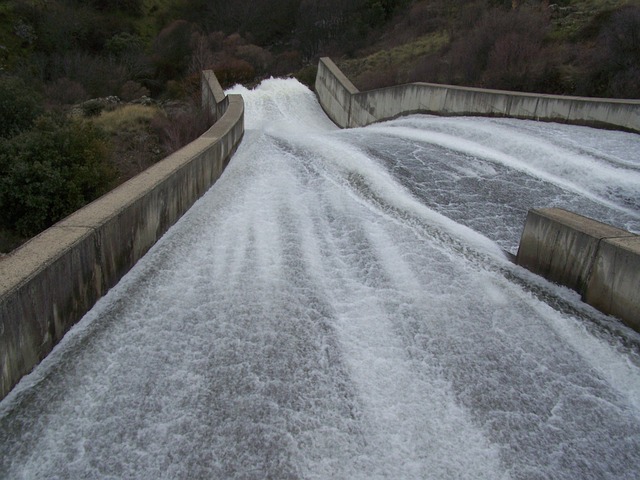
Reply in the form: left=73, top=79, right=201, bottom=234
left=317, top=58, right=640, bottom=330
left=584, top=236, right=640, bottom=330
left=315, top=57, right=359, bottom=128
left=516, top=208, right=640, bottom=331
left=0, top=71, right=244, bottom=400
left=316, top=57, right=640, bottom=132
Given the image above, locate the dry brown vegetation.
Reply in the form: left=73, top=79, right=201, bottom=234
left=338, top=0, right=640, bottom=98
left=1, top=0, right=639, bottom=252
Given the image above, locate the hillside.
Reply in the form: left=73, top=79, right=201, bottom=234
left=338, top=0, right=640, bottom=97
left=1, top=0, right=639, bottom=252
left=3, top=0, right=638, bottom=96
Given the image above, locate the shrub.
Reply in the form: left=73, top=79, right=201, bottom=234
left=0, top=227, right=24, bottom=253
left=48, top=51, right=129, bottom=98
left=408, top=53, right=444, bottom=84
left=580, top=6, right=640, bottom=98
left=151, top=101, right=211, bottom=154
left=163, top=74, right=201, bottom=101
left=92, top=104, right=160, bottom=134
left=105, top=32, right=144, bottom=57
left=242, top=0, right=300, bottom=45
left=354, top=67, right=398, bottom=90
left=44, top=77, right=89, bottom=106
left=188, top=31, right=216, bottom=75
left=272, top=50, right=303, bottom=77
left=0, top=115, right=115, bottom=237
left=120, top=80, right=150, bottom=101
left=15, top=0, right=120, bottom=55
left=87, top=0, right=144, bottom=16
left=213, top=57, right=256, bottom=87
left=406, top=2, right=442, bottom=35
left=152, top=20, right=195, bottom=82
left=294, top=65, right=318, bottom=89
left=92, top=105, right=165, bottom=183
left=445, top=6, right=549, bottom=88
left=236, top=44, right=274, bottom=74
left=223, top=33, right=247, bottom=51
left=81, top=99, right=106, bottom=117
left=482, top=30, right=545, bottom=90
left=0, top=75, right=43, bottom=138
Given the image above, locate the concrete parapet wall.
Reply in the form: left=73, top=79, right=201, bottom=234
left=316, top=57, right=640, bottom=133
left=0, top=72, right=244, bottom=400
left=202, top=70, right=229, bottom=121
left=316, top=58, right=640, bottom=329
left=516, top=208, right=632, bottom=293
left=585, top=236, right=640, bottom=331
left=516, top=208, right=639, bottom=331
left=315, top=57, right=359, bottom=128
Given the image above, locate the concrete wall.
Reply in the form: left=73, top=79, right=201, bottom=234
left=516, top=208, right=640, bottom=331
left=0, top=71, right=244, bottom=400
left=584, top=236, right=640, bottom=330
left=315, top=57, right=359, bottom=128
left=316, top=57, right=640, bottom=133
left=317, top=58, right=640, bottom=330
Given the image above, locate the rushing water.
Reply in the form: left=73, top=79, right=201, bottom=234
left=1, top=79, right=640, bottom=479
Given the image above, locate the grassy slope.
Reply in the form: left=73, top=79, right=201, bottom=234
left=338, top=31, right=449, bottom=83
left=0, top=2, right=29, bottom=71
left=549, top=0, right=632, bottom=40
left=136, top=0, right=174, bottom=40
left=337, top=0, right=638, bottom=90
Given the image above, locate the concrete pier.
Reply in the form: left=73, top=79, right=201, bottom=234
left=516, top=208, right=639, bottom=331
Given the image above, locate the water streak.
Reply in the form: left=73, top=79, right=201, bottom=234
left=1, top=79, right=639, bottom=479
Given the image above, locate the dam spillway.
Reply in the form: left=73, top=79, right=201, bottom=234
left=1, top=78, right=640, bottom=479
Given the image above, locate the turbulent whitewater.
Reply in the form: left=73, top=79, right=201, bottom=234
left=1, top=79, right=640, bottom=479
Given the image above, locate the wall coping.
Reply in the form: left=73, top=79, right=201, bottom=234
left=516, top=208, right=640, bottom=331
left=316, top=57, right=640, bottom=132
left=365, top=81, right=640, bottom=105
left=528, top=207, right=634, bottom=240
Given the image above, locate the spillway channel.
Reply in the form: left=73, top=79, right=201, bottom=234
left=1, top=79, right=640, bottom=479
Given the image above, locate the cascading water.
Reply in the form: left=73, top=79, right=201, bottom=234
left=1, top=78, right=639, bottom=479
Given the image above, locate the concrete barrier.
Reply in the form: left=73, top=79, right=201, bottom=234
left=315, top=57, right=359, bottom=128
left=584, top=236, right=640, bottom=330
left=316, top=58, right=640, bottom=330
left=0, top=71, right=244, bottom=400
left=516, top=208, right=640, bottom=331
left=315, top=57, right=640, bottom=132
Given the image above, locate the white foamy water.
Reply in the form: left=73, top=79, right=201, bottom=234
left=1, top=78, right=640, bottom=479
left=357, top=115, right=640, bottom=251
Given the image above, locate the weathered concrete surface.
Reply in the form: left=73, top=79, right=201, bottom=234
left=0, top=72, right=244, bottom=400
left=516, top=208, right=639, bottom=331
left=316, top=58, right=640, bottom=330
left=585, top=236, right=640, bottom=331
left=316, top=57, right=640, bottom=133
left=315, top=57, right=359, bottom=128
left=202, top=69, right=228, bottom=120
left=516, top=208, right=632, bottom=294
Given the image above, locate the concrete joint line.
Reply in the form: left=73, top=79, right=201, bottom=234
left=583, top=236, right=605, bottom=298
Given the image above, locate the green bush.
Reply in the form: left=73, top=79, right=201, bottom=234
left=583, top=5, right=640, bottom=98
left=81, top=99, right=104, bottom=117
left=0, top=115, right=115, bottom=237
left=294, top=65, right=318, bottom=89
left=0, top=75, right=43, bottom=138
